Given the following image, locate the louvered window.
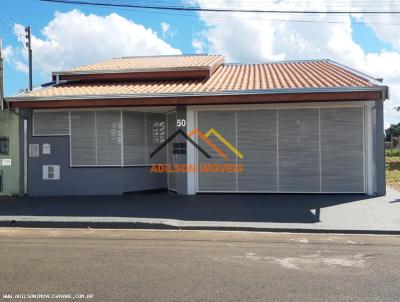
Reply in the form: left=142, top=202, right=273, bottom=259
left=68, top=110, right=167, bottom=166
left=96, top=111, right=122, bottom=166
left=123, top=111, right=146, bottom=165
left=33, top=111, right=69, bottom=136
left=146, top=113, right=167, bottom=164
left=70, top=111, right=97, bottom=166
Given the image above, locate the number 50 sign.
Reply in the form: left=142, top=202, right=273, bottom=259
left=177, top=119, right=186, bottom=127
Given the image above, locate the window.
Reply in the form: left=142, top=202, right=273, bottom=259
left=123, top=111, right=146, bottom=165
left=43, top=165, right=60, bottom=180
left=96, top=111, right=122, bottom=166
left=173, top=142, right=187, bottom=155
left=146, top=113, right=167, bottom=164
left=33, top=111, right=69, bottom=136
left=0, top=137, right=9, bottom=155
left=70, top=111, right=97, bottom=166
left=69, top=110, right=167, bottom=166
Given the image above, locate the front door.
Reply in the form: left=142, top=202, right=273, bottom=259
left=167, top=111, right=177, bottom=191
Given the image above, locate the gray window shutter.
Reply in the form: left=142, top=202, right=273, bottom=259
left=123, top=111, right=146, bottom=165
left=321, top=107, right=364, bottom=192
left=278, top=108, right=320, bottom=192
left=33, top=111, right=69, bottom=136
left=237, top=109, right=278, bottom=192
left=70, top=111, right=96, bottom=166
left=197, top=110, right=236, bottom=192
left=96, top=111, right=122, bottom=166
left=146, top=113, right=167, bottom=164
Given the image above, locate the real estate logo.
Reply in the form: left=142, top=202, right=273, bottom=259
left=150, top=119, right=244, bottom=174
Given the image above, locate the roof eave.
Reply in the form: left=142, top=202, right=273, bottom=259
left=6, top=86, right=387, bottom=103
left=51, top=66, right=212, bottom=76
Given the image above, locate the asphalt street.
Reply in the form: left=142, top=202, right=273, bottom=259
left=0, top=228, right=399, bottom=302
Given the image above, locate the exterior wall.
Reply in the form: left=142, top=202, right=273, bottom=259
left=374, top=100, right=386, bottom=196
left=0, top=110, right=20, bottom=196
left=22, top=109, right=166, bottom=196
left=20, top=100, right=385, bottom=197
left=175, top=105, right=188, bottom=195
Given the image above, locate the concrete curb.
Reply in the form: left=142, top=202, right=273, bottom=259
left=1, top=218, right=400, bottom=235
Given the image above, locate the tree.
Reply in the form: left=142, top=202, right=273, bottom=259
left=385, top=123, right=400, bottom=141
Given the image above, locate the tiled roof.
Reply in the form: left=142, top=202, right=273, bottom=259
left=64, top=54, right=224, bottom=72
left=20, top=59, right=378, bottom=99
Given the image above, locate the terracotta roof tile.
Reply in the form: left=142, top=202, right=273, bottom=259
left=16, top=59, right=378, bottom=99
left=67, top=54, right=223, bottom=72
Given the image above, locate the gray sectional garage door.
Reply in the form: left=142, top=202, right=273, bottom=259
left=197, top=107, right=365, bottom=193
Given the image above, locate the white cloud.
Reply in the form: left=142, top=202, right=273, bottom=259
left=161, top=22, right=170, bottom=33
left=5, top=10, right=181, bottom=79
left=160, top=22, right=177, bottom=38
left=194, top=0, right=400, bottom=125
left=2, top=44, right=28, bottom=73
left=2, top=45, right=15, bottom=62
left=192, top=39, right=205, bottom=54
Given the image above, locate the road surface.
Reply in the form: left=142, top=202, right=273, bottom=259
left=0, top=228, right=399, bottom=301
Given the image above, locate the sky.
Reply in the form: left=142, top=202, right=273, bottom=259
left=1, top=0, right=399, bottom=127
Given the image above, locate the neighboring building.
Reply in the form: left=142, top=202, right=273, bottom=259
left=6, top=55, right=388, bottom=196
left=0, top=42, right=20, bottom=196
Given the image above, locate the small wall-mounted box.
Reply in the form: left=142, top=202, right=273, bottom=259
left=29, top=144, right=39, bottom=157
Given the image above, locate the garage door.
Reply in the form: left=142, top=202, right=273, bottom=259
left=197, top=107, right=364, bottom=193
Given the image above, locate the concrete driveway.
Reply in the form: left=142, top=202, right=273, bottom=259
left=0, top=187, right=399, bottom=233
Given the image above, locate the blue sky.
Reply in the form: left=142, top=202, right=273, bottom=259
left=1, top=0, right=399, bottom=125
left=0, top=0, right=205, bottom=95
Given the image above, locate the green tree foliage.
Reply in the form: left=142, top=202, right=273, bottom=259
left=385, top=123, right=400, bottom=141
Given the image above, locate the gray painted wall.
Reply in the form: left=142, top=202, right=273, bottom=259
left=175, top=105, right=188, bottom=195
left=23, top=109, right=167, bottom=196
left=374, top=100, right=386, bottom=196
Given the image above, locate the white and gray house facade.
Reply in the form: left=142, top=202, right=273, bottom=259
left=6, top=55, right=388, bottom=197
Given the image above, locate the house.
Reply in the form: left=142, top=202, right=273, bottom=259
left=5, top=54, right=388, bottom=196
left=0, top=43, right=20, bottom=196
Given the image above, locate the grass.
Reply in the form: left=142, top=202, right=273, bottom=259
left=385, top=149, right=400, bottom=157
left=386, top=155, right=400, bottom=191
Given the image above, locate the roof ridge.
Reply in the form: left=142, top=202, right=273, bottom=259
left=224, top=59, right=330, bottom=66
left=117, top=54, right=221, bottom=59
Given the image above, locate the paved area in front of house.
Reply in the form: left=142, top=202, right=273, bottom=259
left=0, top=187, right=400, bottom=232
left=0, top=228, right=399, bottom=302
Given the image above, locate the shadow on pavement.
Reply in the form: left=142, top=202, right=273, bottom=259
left=0, top=192, right=372, bottom=224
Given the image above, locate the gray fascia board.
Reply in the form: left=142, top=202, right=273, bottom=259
left=7, top=86, right=386, bottom=102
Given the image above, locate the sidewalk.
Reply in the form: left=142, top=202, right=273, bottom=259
left=0, top=187, right=399, bottom=234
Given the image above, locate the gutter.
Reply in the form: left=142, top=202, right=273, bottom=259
left=6, top=86, right=388, bottom=103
